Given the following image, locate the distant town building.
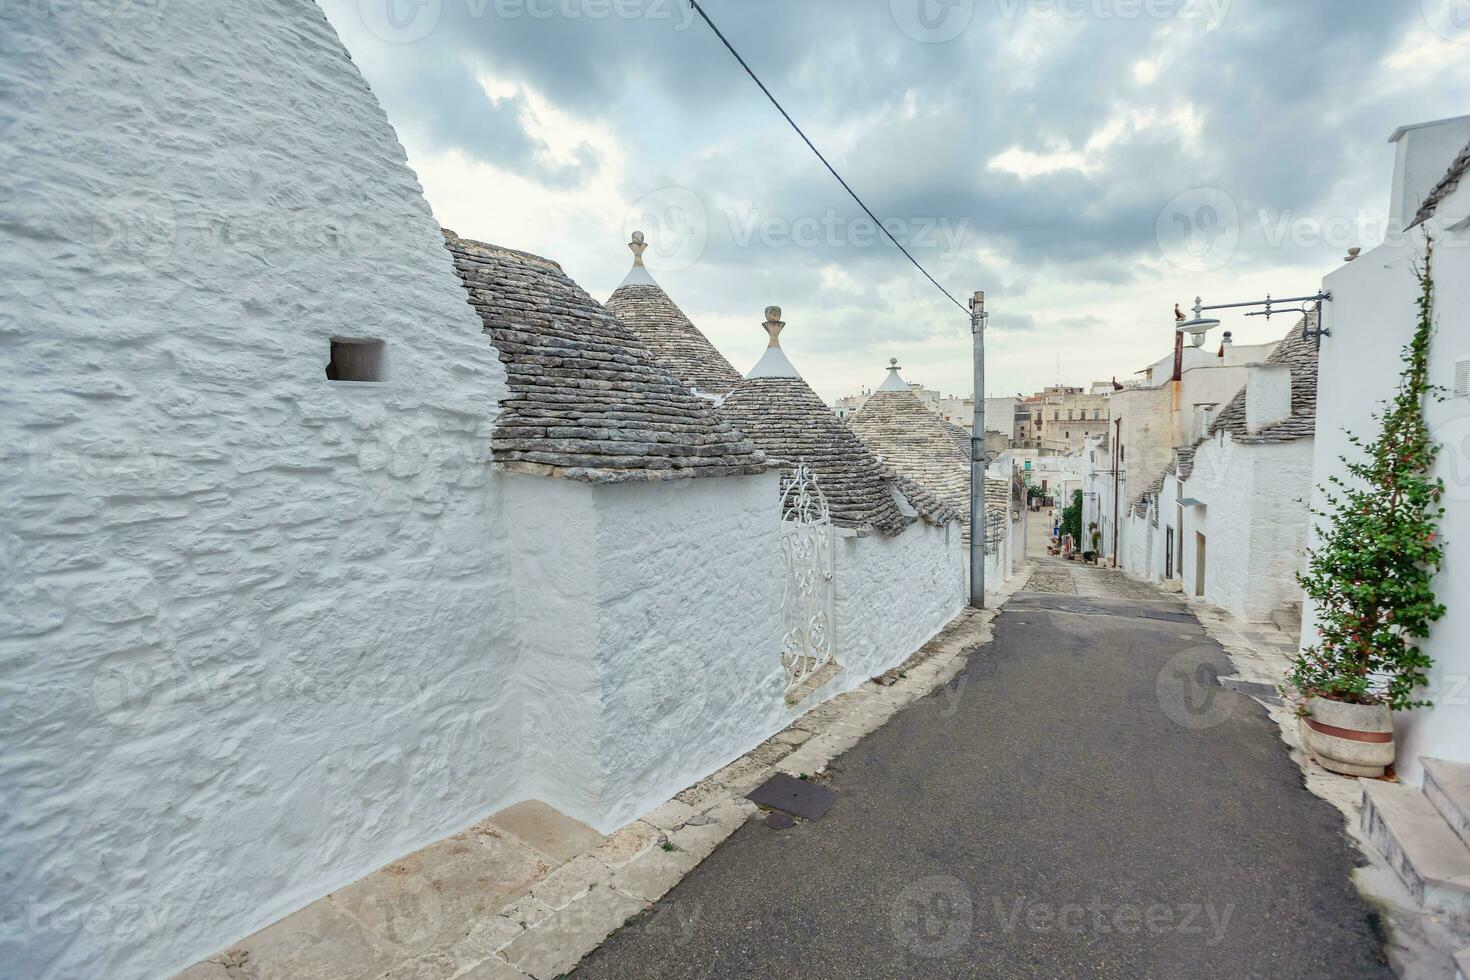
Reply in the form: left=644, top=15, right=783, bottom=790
left=1015, top=385, right=1111, bottom=453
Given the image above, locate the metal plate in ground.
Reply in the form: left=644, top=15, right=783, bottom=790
left=1219, top=677, right=1284, bottom=704
left=746, top=773, right=837, bottom=820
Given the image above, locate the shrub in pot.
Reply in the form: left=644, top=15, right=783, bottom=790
left=1289, top=247, right=1446, bottom=778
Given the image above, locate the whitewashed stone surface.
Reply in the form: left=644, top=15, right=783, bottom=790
left=0, top=3, right=517, bottom=976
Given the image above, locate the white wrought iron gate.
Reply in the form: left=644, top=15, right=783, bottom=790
left=778, top=465, right=836, bottom=695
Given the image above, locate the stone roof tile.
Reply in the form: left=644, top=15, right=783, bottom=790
left=442, top=231, right=766, bottom=483
left=1410, top=140, right=1470, bottom=229
left=604, top=235, right=744, bottom=396
left=943, top=420, right=974, bottom=459
left=716, top=311, right=955, bottom=535
left=847, top=372, right=973, bottom=522
left=1209, top=315, right=1320, bottom=445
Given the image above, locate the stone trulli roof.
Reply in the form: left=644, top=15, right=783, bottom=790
left=943, top=420, right=973, bottom=459
left=1410, top=139, right=1470, bottom=229
left=846, top=358, right=973, bottom=521
left=986, top=477, right=1010, bottom=510
left=1208, top=316, right=1320, bottom=445
left=604, top=232, right=744, bottom=397
left=442, top=230, right=767, bottom=483
left=1129, top=457, right=1176, bottom=526
left=1174, top=446, right=1196, bottom=481
left=717, top=308, right=958, bottom=535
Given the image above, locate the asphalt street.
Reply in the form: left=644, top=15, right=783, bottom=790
left=574, top=560, right=1391, bottom=979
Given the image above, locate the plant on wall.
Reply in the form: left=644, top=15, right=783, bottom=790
left=1289, top=244, right=1445, bottom=711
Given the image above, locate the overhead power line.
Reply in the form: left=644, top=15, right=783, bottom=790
left=686, top=0, right=970, bottom=317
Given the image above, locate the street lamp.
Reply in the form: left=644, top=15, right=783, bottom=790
left=1176, top=314, right=1221, bottom=348
left=1183, top=291, right=1332, bottom=349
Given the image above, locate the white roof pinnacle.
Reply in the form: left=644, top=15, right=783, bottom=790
left=617, top=230, right=658, bottom=287
left=877, top=356, right=908, bottom=391
left=746, top=305, right=800, bottom=379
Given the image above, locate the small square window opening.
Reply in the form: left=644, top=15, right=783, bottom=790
left=326, top=338, right=387, bottom=382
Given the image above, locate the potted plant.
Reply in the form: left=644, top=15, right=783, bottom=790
left=1289, top=247, right=1446, bottom=778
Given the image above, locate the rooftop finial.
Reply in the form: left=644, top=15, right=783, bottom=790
left=878, top=354, right=908, bottom=391
left=616, top=230, right=658, bottom=288
left=746, top=305, right=799, bottom=379
left=763, top=306, right=784, bottom=348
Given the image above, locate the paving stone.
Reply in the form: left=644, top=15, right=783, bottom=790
left=667, top=818, right=736, bottom=861
left=499, top=885, right=647, bottom=980
left=805, top=730, right=862, bottom=760
left=459, top=916, right=525, bottom=958
left=607, top=846, right=700, bottom=902
left=673, top=774, right=732, bottom=810
left=499, top=893, right=557, bottom=930
left=531, top=855, right=612, bottom=910
left=329, top=829, right=548, bottom=958
left=709, top=755, right=772, bottom=795
left=454, top=958, right=529, bottom=980
left=772, top=728, right=813, bottom=746
left=373, top=916, right=524, bottom=980
left=174, top=963, right=230, bottom=980
left=704, top=798, right=759, bottom=830
left=218, top=896, right=397, bottom=980
left=777, top=745, right=830, bottom=777
left=377, top=946, right=475, bottom=979
left=590, top=820, right=660, bottom=869
left=792, top=698, right=852, bottom=732
left=747, top=738, right=796, bottom=766
left=485, top=800, right=606, bottom=863
left=642, top=799, right=697, bottom=832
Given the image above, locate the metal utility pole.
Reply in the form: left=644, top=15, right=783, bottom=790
left=1112, top=416, right=1123, bottom=567
left=969, top=290, right=987, bottom=609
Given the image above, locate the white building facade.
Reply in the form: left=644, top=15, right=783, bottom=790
left=1306, top=116, right=1470, bottom=786
left=0, top=6, right=972, bottom=976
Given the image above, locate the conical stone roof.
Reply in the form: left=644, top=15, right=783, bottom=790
left=717, top=310, right=958, bottom=535
left=442, top=230, right=766, bottom=483
left=605, top=232, right=743, bottom=397
left=847, top=359, right=972, bottom=521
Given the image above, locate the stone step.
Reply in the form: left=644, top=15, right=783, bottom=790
left=1362, top=781, right=1470, bottom=911
left=1424, top=758, right=1470, bottom=853
left=1269, top=601, right=1302, bottom=634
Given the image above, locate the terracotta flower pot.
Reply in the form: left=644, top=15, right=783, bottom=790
left=1298, top=696, right=1395, bottom=778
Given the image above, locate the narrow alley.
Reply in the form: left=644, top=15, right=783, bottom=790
left=574, top=556, right=1392, bottom=979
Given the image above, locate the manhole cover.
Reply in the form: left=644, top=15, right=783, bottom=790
left=746, top=773, right=836, bottom=820
left=764, top=812, right=796, bottom=830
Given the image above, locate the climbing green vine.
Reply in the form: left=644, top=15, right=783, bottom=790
left=1289, top=242, right=1445, bottom=710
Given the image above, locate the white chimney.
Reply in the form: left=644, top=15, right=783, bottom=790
left=1245, top=363, right=1292, bottom=435
left=1387, top=115, right=1470, bottom=230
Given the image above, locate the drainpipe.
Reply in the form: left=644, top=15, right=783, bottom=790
left=1112, top=416, right=1122, bottom=568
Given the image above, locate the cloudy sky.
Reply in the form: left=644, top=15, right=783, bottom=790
left=322, top=0, right=1469, bottom=403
